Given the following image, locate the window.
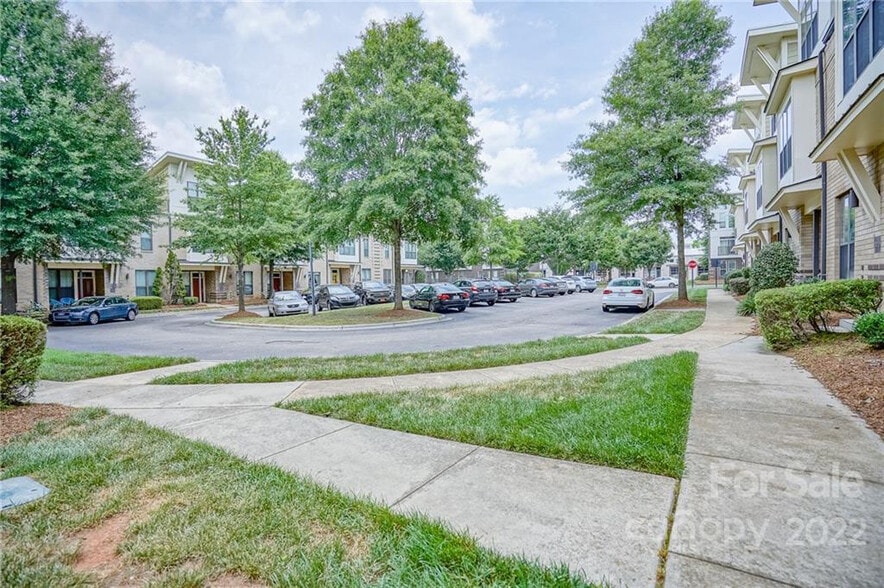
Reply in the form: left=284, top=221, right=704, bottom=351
left=843, top=0, right=881, bottom=93
left=185, top=181, right=202, bottom=199
left=361, top=268, right=371, bottom=281
left=718, top=238, right=736, bottom=256
left=404, top=242, right=417, bottom=260
left=778, top=100, right=793, bottom=178
left=239, top=271, right=253, bottom=296
left=716, top=209, right=734, bottom=229
left=140, top=230, right=153, bottom=251
left=383, top=269, right=392, bottom=283
left=840, top=192, right=857, bottom=278
left=48, top=269, right=75, bottom=302
left=338, top=240, right=356, bottom=256
left=755, top=163, right=764, bottom=210
left=362, top=238, right=370, bottom=258
left=135, top=270, right=156, bottom=297
left=384, top=245, right=390, bottom=259
left=308, top=272, right=321, bottom=287
left=801, top=0, right=820, bottom=59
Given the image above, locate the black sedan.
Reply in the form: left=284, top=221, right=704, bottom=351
left=409, top=283, right=469, bottom=313
left=50, top=296, right=138, bottom=326
left=453, top=279, right=498, bottom=306
left=316, top=285, right=361, bottom=311
left=491, top=280, right=521, bottom=302
left=517, top=279, right=558, bottom=298
left=352, top=280, right=392, bottom=305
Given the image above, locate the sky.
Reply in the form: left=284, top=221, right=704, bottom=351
left=65, top=0, right=792, bottom=219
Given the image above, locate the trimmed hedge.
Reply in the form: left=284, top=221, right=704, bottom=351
left=729, top=277, right=751, bottom=296
left=855, top=312, right=884, bottom=349
left=750, top=242, right=798, bottom=291
left=183, top=296, right=199, bottom=306
left=131, top=296, right=163, bottom=310
left=756, top=279, right=883, bottom=349
left=697, top=272, right=709, bottom=281
left=0, top=316, right=47, bottom=405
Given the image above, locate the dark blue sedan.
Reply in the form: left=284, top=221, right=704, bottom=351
left=50, top=296, right=138, bottom=326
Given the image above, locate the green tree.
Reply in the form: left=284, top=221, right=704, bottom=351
left=520, top=206, right=579, bottom=275
left=0, top=0, right=161, bottom=313
left=463, top=198, right=525, bottom=277
left=622, top=226, right=672, bottom=275
left=300, top=15, right=485, bottom=309
left=566, top=0, right=733, bottom=300
left=420, top=241, right=465, bottom=277
left=163, top=250, right=185, bottom=304
left=175, top=108, right=296, bottom=313
left=151, top=266, right=165, bottom=299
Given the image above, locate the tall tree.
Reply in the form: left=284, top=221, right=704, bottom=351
left=520, top=206, right=579, bottom=275
left=419, top=241, right=465, bottom=278
left=300, top=15, right=486, bottom=310
left=0, top=0, right=160, bottom=313
left=566, top=0, right=733, bottom=300
left=463, top=197, right=525, bottom=277
left=174, top=108, right=296, bottom=313
left=622, top=226, right=672, bottom=275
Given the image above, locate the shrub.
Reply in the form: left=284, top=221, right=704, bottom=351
left=183, top=296, right=199, bottom=306
left=729, top=277, right=751, bottom=296
left=151, top=266, right=165, bottom=298
left=0, top=316, right=47, bottom=405
left=697, top=272, right=709, bottom=281
left=756, top=279, right=882, bottom=349
left=737, top=290, right=756, bottom=316
left=415, top=270, right=426, bottom=283
left=131, top=296, right=163, bottom=310
left=750, top=243, right=798, bottom=291
left=855, top=312, right=884, bottom=349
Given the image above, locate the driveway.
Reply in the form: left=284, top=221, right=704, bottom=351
left=47, top=289, right=674, bottom=360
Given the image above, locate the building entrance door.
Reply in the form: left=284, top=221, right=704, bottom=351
left=191, top=272, right=205, bottom=302
left=331, top=269, right=340, bottom=284
left=77, top=271, right=95, bottom=298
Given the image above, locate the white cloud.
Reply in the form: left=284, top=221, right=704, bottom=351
left=361, top=4, right=393, bottom=28
left=505, top=206, right=537, bottom=220
left=472, top=107, right=522, bottom=153
left=484, top=147, right=563, bottom=188
left=469, top=79, right=557, bottom=104
left=419, top=0, right=499, bottom=61
left=522, top=98, right=596, bottom=139
left=223, top=2, right=320, bottom=43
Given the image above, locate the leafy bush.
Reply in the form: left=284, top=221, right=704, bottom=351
left=415, top=270, right=426, bottom=283
left=729, top=277, right=751, bottom=296
left=756, top=279, right=882, bottom=349
left=183, top=296, right=199, bottom=306
left=749, top=242, right=798, bottom=291
left=737, top=290, right=756, bottom=316
left=855, top=312, right=884, bottom=349
left=131, top=296, right=163, bottom=310
left=0, top=316, right=47, bottom=405
left=697, top=272, right=709, bottom=281
left=151, top=266, right=165, bottom=298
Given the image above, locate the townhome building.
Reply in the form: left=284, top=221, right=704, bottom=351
left=709, top=203, right=744, bottom=277
left=734, top=0, right=882, bottom=281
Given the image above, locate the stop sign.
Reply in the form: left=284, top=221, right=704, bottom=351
left=688, top=260, right=698, bottom=269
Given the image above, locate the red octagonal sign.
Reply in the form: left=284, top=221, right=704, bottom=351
left=688, top=260, right=698, bottom=269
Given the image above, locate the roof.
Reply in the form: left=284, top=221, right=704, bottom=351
left=740, top=23, right=798, bottom=87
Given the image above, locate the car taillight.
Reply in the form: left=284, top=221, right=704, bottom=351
left=471, top=286, right=478, bottom=292
left=631, top=289, right=644, bottom=294
left=439, top=294, right=451, bottom=300
left=603, top=289, right=612, bottom=294
left=461, top=293, right=469, bottom=299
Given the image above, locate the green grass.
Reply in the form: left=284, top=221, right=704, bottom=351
left=688, top=287, right=708, bottom=304
left=222, top=303, right=434, bottom=326
left=153, top=336, right=649, bottom=385
left=603, top=310, right=705, bottom=335
left=39, top=348, right=195, bottom=382
left=0, top=410, right=588, bottom=586
left=285, top=352, right=698, bottom=478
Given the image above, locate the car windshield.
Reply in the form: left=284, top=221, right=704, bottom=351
left=328, top=286, right=351, bottom=294
left=610, top=279, right=642, bottom=287
left=363, top=281, right=385, bottom=288
left=274, top=292, right=302, bottom=301
left=71, top=297, right=102, bottom=307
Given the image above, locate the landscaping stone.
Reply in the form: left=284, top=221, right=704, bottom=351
left=0, top=476, right=50, bottom=510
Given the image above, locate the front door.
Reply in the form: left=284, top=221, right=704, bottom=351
left=331, top=269, right=340, bottom=284
left=77, top=270, right=95, bottom=298
left=191, top=272, right=204, bottom=302
left=272, top=272, right=283, bottom=293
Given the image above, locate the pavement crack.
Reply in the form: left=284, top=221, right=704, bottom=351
left=391, top=446, right=480, bottom=508
left=257, top=420, right=355, bottom=462
left=666, top=552, right=803, bottom=588
left=656, top=479, right=680, bottom=587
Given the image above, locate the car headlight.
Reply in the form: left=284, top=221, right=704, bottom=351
left=331, top=296, right=340, bottom=302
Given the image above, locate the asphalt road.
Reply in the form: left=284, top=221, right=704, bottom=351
left=47, top=288, right=675, bottom=360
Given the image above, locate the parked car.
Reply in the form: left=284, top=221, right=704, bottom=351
left=547, top=277, right=568, bottom=295
left=517, top=278, right=558, bottom=298
left=453, top=279, right=498, bottom=306
left=50, top=296, right=138, bottom=325
left=490, top=280, right=521, bottom=302
left=647, top=276, right=679, bottom=288
left=268, top=291, right=309, bottom=316
left=552, top=275, right=577, bottom=294
left=409, top=283, right=470, bottom=313
left=400, top=284, right=418, bottom=300
left=352, top=280, right=392, bottom=305
left=572, top=276, right=598, bottom=292
left=316, top=284, right=360, bottom=311
left=601, top=278, right=655, bottom=312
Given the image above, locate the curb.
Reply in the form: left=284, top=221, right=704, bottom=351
left=207, top=315, right=450, bottom=332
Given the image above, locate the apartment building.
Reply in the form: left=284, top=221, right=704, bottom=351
left=733, top=0, right=882, bottom=281
left=709, top=204, right=745, bottom=277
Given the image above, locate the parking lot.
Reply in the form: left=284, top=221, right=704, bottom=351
left=47, top=288, right=675, bottom=360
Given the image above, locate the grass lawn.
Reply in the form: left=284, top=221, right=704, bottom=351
left=153, top=336, right=649, bottom=385
left=688, top=287, right=708, bottom=304
left=39, top=349, right=195, bottom=382
left=603, top=310, right=705, bottom=335
left=285, top=352, right=698, bottom=478
left=0, top=410, right=586, bottom=586
left=220, top=303, right=434, bottom=326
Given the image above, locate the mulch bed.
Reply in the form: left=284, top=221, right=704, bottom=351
left=1, top=403, right=75, bottom=444
left=655, top=298, right=704, bottom=309
left=219, top=310, right=261, bottom=320
left=785, top=334, right=884, bottom=439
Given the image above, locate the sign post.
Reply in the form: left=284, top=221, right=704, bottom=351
left=688, top=259, right=698, bottom=289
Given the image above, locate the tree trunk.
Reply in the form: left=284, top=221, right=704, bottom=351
left=1, top=253, right=19, bottom=315
left=267, top=260, right=275, bottom=298
left=237, top=260, right=246, bottom=312
left=675, top=209, right=688, bottom=301
left=393, top=225, right=403, bottom=310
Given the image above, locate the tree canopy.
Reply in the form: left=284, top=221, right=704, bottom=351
left=0, top=0, right=160, bottom=313
left=299, top=15, right=486, bottom=309
left=566, top=0, right=733, bottom=299
left=174, top=107, right=298, bottom=312
left=419, top=241, right=465, bottom=276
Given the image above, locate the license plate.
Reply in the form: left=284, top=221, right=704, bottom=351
left=617, top=293, right=626, bottom=297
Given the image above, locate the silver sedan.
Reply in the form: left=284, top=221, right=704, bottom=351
left=268, top=291, right=310, bottom=316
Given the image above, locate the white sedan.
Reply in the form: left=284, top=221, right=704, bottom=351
left=601, top=278, right=655, bottom=312
left=647, top=276, right=679, bottom=288
left=268, top=291, right=310, bottom=316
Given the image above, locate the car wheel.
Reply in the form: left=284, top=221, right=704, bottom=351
left=457, top=306, right=466, bottom=312
left=88, top=312, right=100, bottom=325
left=428, top=301, right=436, bottom=313
left=409, top=300, right=415, bottom=309
left=530, top=288, right=537, bottom=298
left=487, top=300, right=495, bottom=307
left=602, top=305, right=609, bottom=313
left=125, top=309, right=136, bottom=321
